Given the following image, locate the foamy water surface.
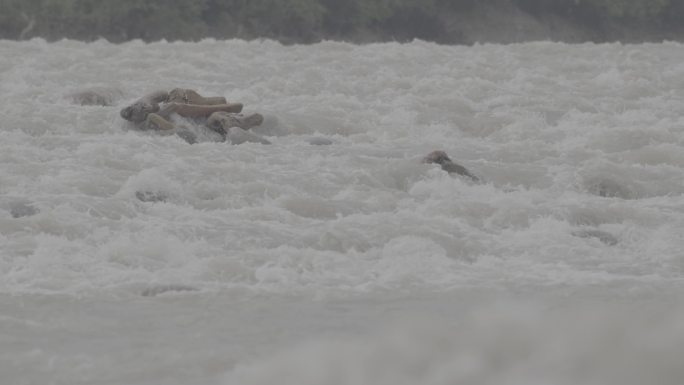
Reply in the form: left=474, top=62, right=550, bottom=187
left=2, top=38, right=684, bottom=385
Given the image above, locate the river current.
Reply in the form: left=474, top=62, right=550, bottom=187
left=1, top=38, right=684, bottom=384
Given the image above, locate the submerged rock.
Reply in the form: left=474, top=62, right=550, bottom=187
left=67, top=87, right=123, bottom=106
left=10, top=203, right=39, bottom=218
left=135, top=191, right=168, bottom=203
left=308, top=137, right=333, bottom=146
left=226, top=127, right=271, bottom=145
left=141, top=284, right=198, bottom=297
left=584, top=178, right=633, bottom=199
left=572, top=229, right=619, bottom=246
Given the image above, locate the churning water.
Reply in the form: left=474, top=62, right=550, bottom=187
left=2, top=38, right=684, bottom=385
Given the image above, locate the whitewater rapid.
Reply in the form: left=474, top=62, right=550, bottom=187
left=2, top=38, right=684, bottom=385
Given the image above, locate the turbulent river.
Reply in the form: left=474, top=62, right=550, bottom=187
left=2, top=38, right=684, bottom=385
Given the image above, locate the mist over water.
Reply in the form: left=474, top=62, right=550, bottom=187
left=2, top=39, right=684, bottom=384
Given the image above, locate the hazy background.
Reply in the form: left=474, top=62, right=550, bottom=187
left=1, top=0, right=683, bottom=44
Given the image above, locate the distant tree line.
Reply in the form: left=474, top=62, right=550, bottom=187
left=0, top=0, right=682, bottom=43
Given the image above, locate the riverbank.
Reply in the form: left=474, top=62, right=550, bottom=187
left=1, top=0, right=683, bottom=44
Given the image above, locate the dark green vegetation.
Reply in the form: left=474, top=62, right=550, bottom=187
left=1, top=0, right=682, bottom=43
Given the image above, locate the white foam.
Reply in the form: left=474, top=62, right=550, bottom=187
left=2, top=39, right=684, bottom=296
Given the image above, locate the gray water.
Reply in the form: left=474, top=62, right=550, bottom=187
left=2, top=39, right=684, bottom=384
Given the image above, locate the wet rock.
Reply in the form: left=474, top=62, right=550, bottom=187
left=422, top=150, right=479, bottom=182
left=176, top=129, right=197, bottom=144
